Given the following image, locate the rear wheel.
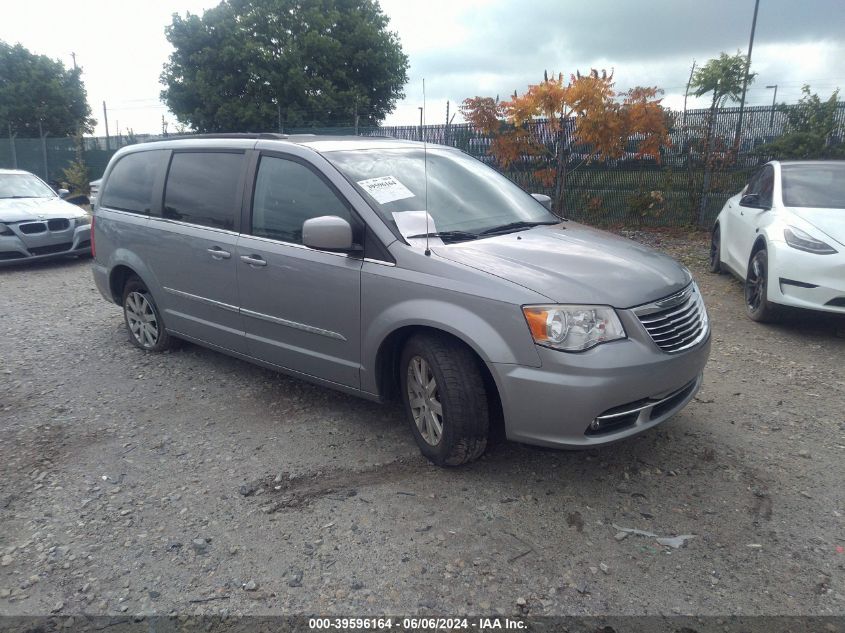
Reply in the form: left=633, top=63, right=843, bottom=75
left=745, top=249, right=779, bottom=323
left=400, top=333, right=489, bottom=466
left=122, top=277, right=174, bottom=351
left=709, top=225, right=723, bottom=274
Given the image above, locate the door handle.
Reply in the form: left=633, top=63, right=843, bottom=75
left=207, top=247, right=231, bottom=260
left=240, top=254, right=267, bottom=267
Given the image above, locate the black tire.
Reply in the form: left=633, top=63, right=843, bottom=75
left=709, top=225, right=723, bottom=274
left=121, top=276, right=174, bottom=351
left=745, top=249, right=779, bottom=323
left=399, top=333, right=489, bottom=466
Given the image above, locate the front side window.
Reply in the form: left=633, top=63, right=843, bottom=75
left=251, top=156, right=351, bottom=244
left=782, top=163, right=845, bottom=209
left=745, top=167, right=764, bottom=196
left=100, top=150, right=165, bottom=213
left=163, top=152, right=244, bottom=230
left=758, top=165, right=775, bottom=207
left=325, top=148, right=558, bottom=242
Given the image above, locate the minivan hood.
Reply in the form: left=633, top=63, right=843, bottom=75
left=0, top=197, right=83, bottom=223
left=432, top=222, right=691, bottom=308
left=788, top=207, right=845, bottom=247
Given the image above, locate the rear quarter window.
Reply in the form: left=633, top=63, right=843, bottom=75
left=100, top=150, right=165, bottom=214
left=163, top=152, right=245, bottom=231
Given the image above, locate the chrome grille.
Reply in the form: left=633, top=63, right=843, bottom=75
left=634, top=283, right=708, bottom=353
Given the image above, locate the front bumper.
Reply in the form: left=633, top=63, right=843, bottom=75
left=489, top=315, right=711, bottom=448
left=767, top=242, right=845, bottom=314
left=0, top=220, right=91, bottom=266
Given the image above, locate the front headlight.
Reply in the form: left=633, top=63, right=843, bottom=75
left=75, top=214, right=92, bottom=226
left=784, top=226, right=837, bottom=254
left=522, top=304, right=626, bottom=352
left=0, top=222, right=12, bottom=236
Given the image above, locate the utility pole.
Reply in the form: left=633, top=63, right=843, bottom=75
left=682, top=60, right=696, bottom=128
left=277, top=104, right=282, bottom=134
left=161, top=115, right=168, bottom=137
left=103, top=101, right=110, bottom=150
left=70, top=52, right=77, bottom=71
left=734, top=0, right=760, bottom=150
left=766, top=84, right=778, bottom=129
left=444, top=100, right=450, bottom=145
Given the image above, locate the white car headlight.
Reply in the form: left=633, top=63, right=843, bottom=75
left=75, top=214, right=92, bottom=226
left=522, top=305, right=626, bottom=352
left=0, top=222, right=13, bottom=236
left=784, top=226, right=837, bottom=254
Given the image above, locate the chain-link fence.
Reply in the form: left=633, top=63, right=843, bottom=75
left=2, top=103, right=843, bottom=226
left=363, top=104, right=845, bottom=227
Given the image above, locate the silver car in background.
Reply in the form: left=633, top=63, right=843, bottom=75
left=92, top=134, right=710, bottom=466
left=0, top=169, right=92, bottom=265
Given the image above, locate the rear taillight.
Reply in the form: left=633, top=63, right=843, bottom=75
left=90, top=214, right=96, bottom=258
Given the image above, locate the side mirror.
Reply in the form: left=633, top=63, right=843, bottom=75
left=531, top=193, right=552, bottom=210
left=58, top=188, right=70, bottom=199
left=302, top=216, right=359, bottom=252
left=739, top=193, right=769, bottom=210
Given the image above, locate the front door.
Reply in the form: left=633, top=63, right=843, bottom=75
left=237, top=154, right=362, bottom=388
left=733, top=164, right=774, bottom=276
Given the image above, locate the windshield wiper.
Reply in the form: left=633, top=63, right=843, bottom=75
left=406, top=230, right=479, bottom=242
left=477, top=220, right=560, bottom=236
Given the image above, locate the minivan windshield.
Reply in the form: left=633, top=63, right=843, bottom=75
left=325, top=148, right=559, bottom=241
left=781, top=162, right=845, bottom=209
left=0, top=173, right=57, bottom=199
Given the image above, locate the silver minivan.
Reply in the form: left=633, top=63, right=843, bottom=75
left=92, top=134, right=710, bottom=466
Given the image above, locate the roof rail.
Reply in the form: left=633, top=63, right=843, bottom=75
left=164, top=132, right=289, bottom=141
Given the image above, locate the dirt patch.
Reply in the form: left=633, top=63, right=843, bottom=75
left=238, top=459, right=423, bottom=512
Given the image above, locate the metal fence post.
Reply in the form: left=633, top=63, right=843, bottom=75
left=8, top=123, right=17, bottom=169
left=38, top=121, right=49, bottom=181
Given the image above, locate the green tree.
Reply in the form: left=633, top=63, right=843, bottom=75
left=161, top=0, right=409, bottom=132
left=0, top=41, right=95, bottom=137
left=758, top=86, right=843, bottom=159
left=62, top=134, right=91, bottom=195
left=690, top=51, right=755, bottom=159
left=690, top=51, right=756, bottom=111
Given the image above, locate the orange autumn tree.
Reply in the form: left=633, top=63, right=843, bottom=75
left=461, top=70, right=670, bottom=213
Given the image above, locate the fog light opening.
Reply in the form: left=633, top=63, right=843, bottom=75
left=590, top=419, right=601, bottom=431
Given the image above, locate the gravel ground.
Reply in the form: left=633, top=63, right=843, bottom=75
left=0, top=229, right=844, bottom=618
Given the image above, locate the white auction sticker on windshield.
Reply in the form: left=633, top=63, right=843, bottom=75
left=357, top=175, right=415, bottom=204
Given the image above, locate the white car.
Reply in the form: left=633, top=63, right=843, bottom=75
left=710, top=160, right=845, bottom=322
left=0, top=169, right=92, bottom=265
left=89, top=178, right=101, bottom=206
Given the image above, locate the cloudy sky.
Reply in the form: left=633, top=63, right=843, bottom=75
left=1, top=0, right=843, bottom=136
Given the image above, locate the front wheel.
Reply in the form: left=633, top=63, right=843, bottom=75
left=400, top=334, right=489, bottom=466
left=745, top=249, right=779, bottom=323
left=709, top=225, right=723, bottom=274
left=122, top=277, right=174, bottom=351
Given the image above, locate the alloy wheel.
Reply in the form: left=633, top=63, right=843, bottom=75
left=745, top=256, right=765, bottom=312
left=406, top=355, right=443, bottom=446
left=709, top=231, right=719, bottom=269
left=125, top=291, right=160, bottom=348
